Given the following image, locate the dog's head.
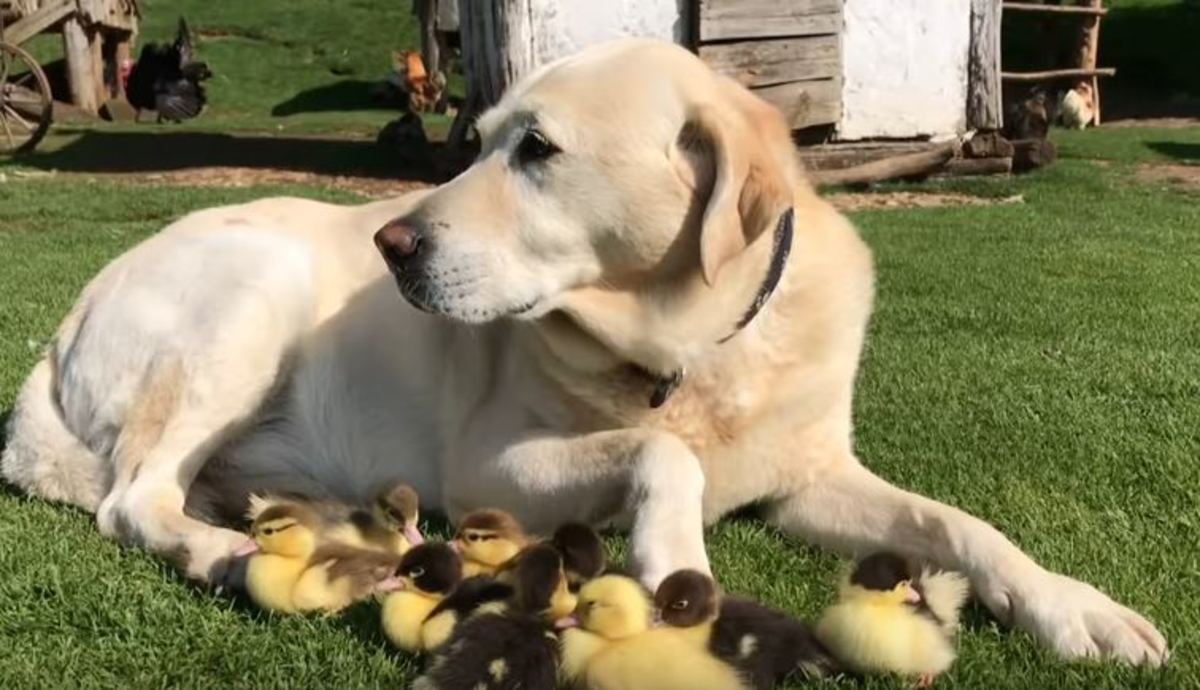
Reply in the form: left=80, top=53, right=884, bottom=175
left=374, top=39, right=801, bottom=348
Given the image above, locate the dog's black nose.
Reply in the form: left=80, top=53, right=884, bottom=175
left=374, top=219, right=424, bottom=272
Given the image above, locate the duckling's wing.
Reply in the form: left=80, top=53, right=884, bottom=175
left=415, top=613, right=558, bottom=690
left=917, top=569, right=970, bottom=634
left=312, top=544, right=401, bottom=596
left=714, top=598, right=838, bottom=689
left=427, top=576, right=514, bottom=622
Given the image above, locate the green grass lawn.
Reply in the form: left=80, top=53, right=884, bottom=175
left=1, top=152, right=1198, bottom=688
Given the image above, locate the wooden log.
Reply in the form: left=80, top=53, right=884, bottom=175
left=1002, top=2, right=1107, bottom=14
left=752, top=78, right=840, bottom=129
left=810, top=143, right=959, bottom=187
left=62, top=16, right=101, bottom=114
left=698, top=0, right=841, bottom=41
left=1011, top=137, right=1057, bottom=172
left=964, top=131, right=1014, bottom=159
left=942, top=156, right=1013, bottom=176
left=800, top=141, right=947, bottom=171
left=1002, top=67, right=1115, bottom=81
left=699, top=35, right=839, bottom=88
left=967, top=0, right=1002, bottom=130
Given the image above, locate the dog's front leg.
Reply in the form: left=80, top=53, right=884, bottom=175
left=766, top=457, right=1168, bottom=665
left=456, top=429, right=709, bottom=589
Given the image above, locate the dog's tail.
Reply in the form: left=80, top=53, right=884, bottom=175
left=2, top=356, right=109, bottom=511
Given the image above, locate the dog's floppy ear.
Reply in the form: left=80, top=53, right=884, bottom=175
left=686, top=102, right=794, bottom=286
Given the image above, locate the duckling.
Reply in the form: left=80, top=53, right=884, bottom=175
left=419, top=575, right=517, bottom=652
left=655, top=569, right=837, bottom=689
left=372, top=481, right=424, bottom=552
left=454, top=509, right=529, bottom=577
left=560, top=574, right=750, bottom=690
left=413, top=543, right=571, bottom=690
left=550, top=522, right=607, bottom=590
left=235, top=502, right=320, bottom=614
left=815, top=552, right=969, bottom=687
left=290, top=543, right=401, bottom=614
left=381, top=542, right=463, bottom=652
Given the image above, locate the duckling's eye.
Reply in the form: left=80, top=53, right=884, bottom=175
left=670, top=599, right=689, bottom=610
left=515, top=128, right=560, bottom=166
left=262, top=527, right=275, bottom=536
left=410, top=567, right=425, bottom=578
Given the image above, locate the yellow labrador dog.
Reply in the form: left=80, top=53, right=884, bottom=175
left=2, top=40, right=1165, bottom=664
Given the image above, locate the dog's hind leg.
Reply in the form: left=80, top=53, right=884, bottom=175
left=2, top=357, right=111, bottom=511
left=765, top=456, right=1168, bottom=666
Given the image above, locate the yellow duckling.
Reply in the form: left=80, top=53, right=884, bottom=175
left=381, top=542, right=463, bottom=653
left=277, top=481, right=422, bottom=556
left=453, top=509, right=529, bottom=577
left=412, top=544, right=573, bottom=690
left=654, top=569, right=836, bottom=690
left=235, top=501, right=401, bottom=614
left=235, top=502, right=318, bottom=614
left=815, top=552, right=969, bottom=687
left=560, top=575, right=750, bottom=690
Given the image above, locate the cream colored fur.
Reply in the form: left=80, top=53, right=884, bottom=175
left=0, top=39, right=1166, bottom=665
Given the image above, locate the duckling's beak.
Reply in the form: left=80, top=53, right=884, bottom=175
left=904, top=583, right=923, bottom=605
left=375, top=576, right=406, bottom=593
left=233, top=538, right=260, bottom=557
left=403, top=523, right=425, bottom=546
left=554, top=615, right=580, bottom=629
left=448, top=539, right=461, bottom=554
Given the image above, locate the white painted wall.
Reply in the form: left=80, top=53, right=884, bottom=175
left=839, top=0, right=971, bottom=140
left=527, top=0, right=683, bottom=67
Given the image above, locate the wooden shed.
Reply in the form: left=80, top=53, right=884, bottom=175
left=454, top=0, right=1004, bottom=147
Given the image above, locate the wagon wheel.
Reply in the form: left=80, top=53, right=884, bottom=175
left=0, top=41, right=53, bottom=154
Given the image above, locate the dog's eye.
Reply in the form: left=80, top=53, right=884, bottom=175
left=516, top=128, right=560, bottom=165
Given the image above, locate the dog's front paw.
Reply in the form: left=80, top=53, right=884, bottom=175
left=988, top=570, right=1168, bottom=665
left=183, top=527, right=252, bottom=587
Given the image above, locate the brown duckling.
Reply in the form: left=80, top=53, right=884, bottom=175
left=381, top=542, right=464, bottom=652
left=655, top=569, right=837, bottom=689
left=412, top=544, right=570, bottom=690
left=550, top=522, right=607, bottom=590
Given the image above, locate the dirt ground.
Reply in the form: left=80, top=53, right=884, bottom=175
left=1134, top=163, right=1200, bottom=189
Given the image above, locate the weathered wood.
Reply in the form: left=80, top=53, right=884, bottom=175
left=1003, top=2, right=1107, bottom=15
left=700, top=35, right=839, bottom=88
left=799, top=141, right=948, bottom=171
left=964, top=131, right=1014, bottom=159
left=1002, top=67, right=1115, bottom=81
left=811, top=143, right=959, bottom=187
left=752, top=78, right=840, bottom=129
left=967, top=0, right=1002, bottom=130
left=3, top=0, right=73, bottom=46
left=1079, top=0, right=1103, bottom=125
left=77, top=0, right=137, bottom=32
left=62, top=16, right=100, bottom=114
left=942, top=156, right=1012, bottom=176
left=699, top=0, right=840, bottom=41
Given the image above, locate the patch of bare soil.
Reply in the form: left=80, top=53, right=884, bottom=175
left=827, top=191, right=1024, bottom=211
left=107, top=167, right=432, bottom=198
left=1102, top=117, right=1200, bottom=129
left=1135, top=163, right=1200, bottom=189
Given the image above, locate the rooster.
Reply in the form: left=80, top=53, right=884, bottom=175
left=124, top=18, right=212, bottom=123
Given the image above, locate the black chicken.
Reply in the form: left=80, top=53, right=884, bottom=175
left=124, top=18, right=212, bottom=123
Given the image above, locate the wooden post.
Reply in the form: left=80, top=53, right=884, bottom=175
left=1079, top=0, right=1103, bottom=125
left=449, top=0, right=539, bottom=149
left=63, top=16, right=101, bottom=114
left=967, top=0, right=1002, bottom=130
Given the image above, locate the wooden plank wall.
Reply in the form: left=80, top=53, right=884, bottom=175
left=695, top=0, right=843, bottom=130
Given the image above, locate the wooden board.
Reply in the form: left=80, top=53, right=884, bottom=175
left=752, top=78, right=840, bottom=129
left=700, top=35, right=839, bottom=88
left=699, top=0, right=841, bottom=41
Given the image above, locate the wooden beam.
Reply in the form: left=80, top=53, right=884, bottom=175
left=941, top=156, right=1013, bottom=176
left=967, top=0, right=1003, bottom=130
left=62, top=16, right=101, bottom=114
left=698, top=0, right=841, bottom=41
left=811, top=143, right=959, bottom=187
left=752, top=78, right=840, bottom=129
left=700, top=35, right=839, bottom=88
left=2, top=0, right=73, bottom=46
left=1002, top=2, right=1107, bottom=15
left=799, top=141, right=947, bottom=171
left=1002, top=67, right=1115, bottom=81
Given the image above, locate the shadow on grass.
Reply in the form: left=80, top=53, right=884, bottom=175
left=271, top=80, right=400, bottom=116
left=1146, top=141, right=1200, bottom=163
left=15, top=130, right=445, bottom=182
